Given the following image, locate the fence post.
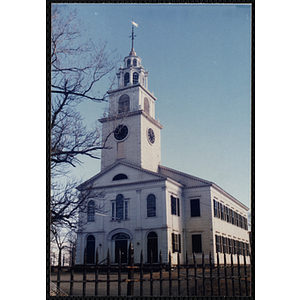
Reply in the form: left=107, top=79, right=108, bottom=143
left=231, top=252, right=235, bottom=296
left=127, top=241, right=134, bottom=296
left=244, top=254, right=248, bottom=296
left=69, top=252, right=74, bottom=296
left=209, top=252, right=213, bottom=296
left=186, top=251, right=189, bottom=296
left=118, top=248, right=121, bottom=296
left=202, top=251, right=205, bottom=296
left=217, top=251, right=220, bottom=296
left=150, top=250, right=153, bottom=296
left=140, top=250, right=144, bottom=296
left=159, top=251, right=163, bottom=296
left=107, top=249, right=110, bottom=296
left=56, top=249, right=61, bottom=296
left=95, top=247, right=99, bottom=296
left=169, top=252, right=172, bottom=296
left=83, top=247, right=87, bottom=296
left=178, top=252, right=181, bottom=296
left=193, top=252, right=197, bottom=296
left=237, top=253, right=242, bottom=296
left=224, top=252, right=228, bottom=296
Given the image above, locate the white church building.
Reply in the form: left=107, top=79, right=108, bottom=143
left=75, top=30, right=250, bottom=266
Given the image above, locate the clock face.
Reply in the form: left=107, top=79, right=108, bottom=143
left=147, top=128, right=155, bottom=144
left=114, top=125, right=128, bottom=140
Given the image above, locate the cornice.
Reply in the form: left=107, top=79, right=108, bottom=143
left=107, top=83, right=157, bottom=101
left=98, top=109, right=163, bottom=129
left=88, top=178, right=166, bottom=190
left=211, top=183, right=249, bottom=211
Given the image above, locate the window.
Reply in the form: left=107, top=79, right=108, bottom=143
left=124, top=72, right=130, bottom=86
left=116, top=194, right=124, bottom=220
left=133, top=72, right=139, bottom=84
left=238, top=241, right=242, bottom=255
left=144, top=98, right=150, bottom=114
left=220, top=204, right=224, bottom=220
left=172, top=233, right=181, bottom=253
left=133, top=59, right=137, bottom=66
left=231, top=210, right=235, bottom=225
left=171, top=195, right=177, bottom=215
left=243, top=217, right=248, bottom=230
left=127, top=59, right=131, bottom=67
left=242, top=242, right=246, bottom=256
left=170, top=196, right=180, bottom=216
left=226, top=207, right=230, bottom=222
left=234, top=212, right=238, bottom=226
left=216, top=235, right=222, bottom=253
left=228, top=238, right=232, bottom=254
left=239, top=215, right=243, bottom=228
left=222, top=237, right=228, bottom=254
left=112, top=194, right=129, bottom=220
left=190, top=199, right=200, bottom=217
left=233, top=240, right=237, bottom=254
left=87, top=200, right=95, bottom=222
left=113, top=173, right=128, bottom=181
left=147, top=194, right=156, bottom=217
left=217, top=202, right=220, bottom=218
left=192, top=234, right=202, bottom=253
left=118, top=94, right=130, bottom=113
left=213, top=200, right=218, bottom=217
left=246, top=243, right=250, bottom=256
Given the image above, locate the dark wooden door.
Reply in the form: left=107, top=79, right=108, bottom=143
left=86, top=235, right=95, bottom=264
left=115, top=240, right=127, bottom=264
left=147, top=232, right=158, bottom=263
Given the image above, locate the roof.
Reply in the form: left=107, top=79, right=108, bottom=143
left=159, top=165, right=249, bottom=211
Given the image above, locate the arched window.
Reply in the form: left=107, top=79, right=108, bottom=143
left=113, top=174, right=128, bottom=181
left=118, top=94, right=130, bottom=113
left=147, top=194, right=156, bottom=217
left=133, top=59, right=137, bottom=66
left=87, top=200, right=95, bottom=222
left=133, top=72, right=139, bottom=85
left=127, top=59, right=131, bottom=67
left=86, top=235, right=95, bottom=264
left=144, top=98, right=150, bottom=115
left=116, top=194, right=124, bottom=220
left=124, top=72, right=130, bottom=86
left=147, top=231, right=158, bottom=263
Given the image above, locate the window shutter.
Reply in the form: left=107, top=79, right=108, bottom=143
left=172, top=233, right=175, bottom=253
left=179, top=234, right=181, bottom=253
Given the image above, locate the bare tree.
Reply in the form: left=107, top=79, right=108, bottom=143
left=50, top=6, right=118, bottom=234
left=51, top=6, right=118, bottom=173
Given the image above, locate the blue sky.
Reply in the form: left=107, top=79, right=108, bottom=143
left=55, top=3, right=251, bottom=208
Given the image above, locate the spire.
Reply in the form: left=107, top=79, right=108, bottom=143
left=129, top=20, right=138, bottom=56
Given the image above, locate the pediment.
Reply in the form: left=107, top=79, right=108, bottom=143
left=77, top=161, right=167, bottom=190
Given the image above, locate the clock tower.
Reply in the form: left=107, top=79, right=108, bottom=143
left=99, top=26, right=163, bottom=173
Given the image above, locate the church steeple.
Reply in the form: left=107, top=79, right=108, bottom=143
left=99, top=22, right=163, bottom=173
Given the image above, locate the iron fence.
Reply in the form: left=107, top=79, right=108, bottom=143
left=50, top=242, right=251, bottom=297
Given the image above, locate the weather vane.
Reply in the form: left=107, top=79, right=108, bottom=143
left=130, top=20, right=138, bottom=52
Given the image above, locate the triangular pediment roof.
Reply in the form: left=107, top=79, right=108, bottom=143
left=77, top=161, right=168, bottom=191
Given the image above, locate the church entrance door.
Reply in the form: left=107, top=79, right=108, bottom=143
left=115, top=240, right=127, bottom=264
left=112, top=233, right=130, bottom=264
